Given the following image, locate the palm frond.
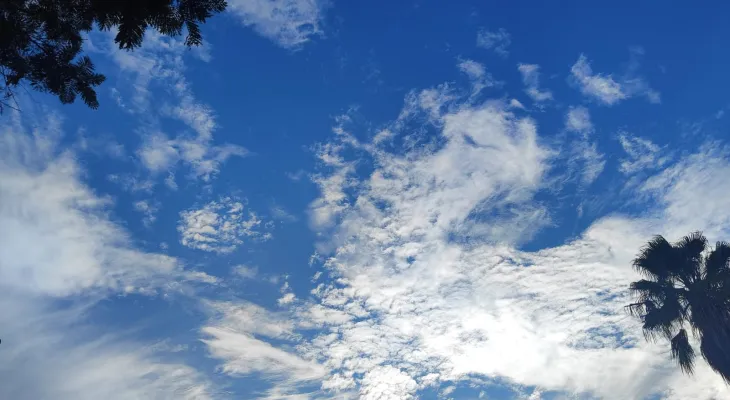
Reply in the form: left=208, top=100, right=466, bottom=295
left=673, top=231, right=707, bottom=283
left=642, top=297, right=684, bottom=342
left=630, top=279, right=676, bottom=299
left=670, top=328, right=696, bottom=375
left=706, top=241, right=730, bottom=281
left=629, top=279, right=687, bottom=317
left=625, top=301, right=650, bottom=318
left=675, top=231, right=707, bottom=259
left=633, top=235, right=674, bottom=280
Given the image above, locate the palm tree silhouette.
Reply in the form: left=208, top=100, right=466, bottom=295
left=627, top=232, right=730, bottom=381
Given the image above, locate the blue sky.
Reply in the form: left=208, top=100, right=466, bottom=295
left=2, top=1, right=730, bottom=399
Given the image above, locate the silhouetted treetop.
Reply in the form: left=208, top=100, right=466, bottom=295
left=0, top=0, right=226, bottom=110
left=627, top=232, right=730, bottom=382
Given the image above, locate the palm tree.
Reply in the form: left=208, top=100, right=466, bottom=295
left=627, top=232, right=730, bottom=381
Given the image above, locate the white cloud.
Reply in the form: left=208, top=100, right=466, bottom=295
left=287, top=169, right=308, bottom=181
left=360, top=366, right=418, bottom=400
left=517, top=64, right=553, bottom=103
left=256, top=84, right=728, bottom=399
left=0, top=296, right=216, bottom=400
left=134, top=199, right=160, bottom=227
left=0, top=111, right=217, bottom=399
left=638, top=143, right=730, bottom=241
left=509, top=99, right=525, bottom=110
left=564, top=106, right=604, bottom=185
left=137, top=132, right=248, bottom=180
left=476, top=28, right=511, bottom=56
left=203, top=328, right=325, bottom=381
left=233, top=264, right=259, bottom=279
left=90, top=30, right=247, bottom=183
left=201, top=301, right=328, bottom=392
left=624, top=47, right=661, bottom=104
left=0, top=116, right=211, bottom=297
left=205, top=300, right=296, bottom=339
left=457, top=59, right=495, bottom=97
left=570, top=53, right=660, bottom=106
left=271, top=204, right=299, bottom=222
left=227, top=0, right=325, bottom=48
left=458, top=59, right=486, bottom=80
left=570, top=54, right=626, bottom=105
left=618, top=132, right=669, bottom=174
left=178, top=197, right=266, bottom=253
left=565, top=106, right=593, bottom=134
left=573, top=141, right=604, bottom=185
left=107, top=173, right=155, bottom=193
left=278, top=292, right=297, bottom=305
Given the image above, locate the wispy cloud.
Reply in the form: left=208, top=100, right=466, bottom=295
left=0, top=296, right=216, bottom=400
left=90, top=30, right=248, bottom=184
left=134, top=199, right=160, bottom=227
left=638, top=143, right=730, bottom=241
left=270, top=204, right=299, bottom=222
left=570, top=55, right=626, bottom=105
left=565, top=106, right=593, bottom=134
left=458, top=59, right=496, bottom=97
left=618, top=132, right=669, bottom=174
left=0, top=115, right=212, bottom=297
left=137, top=132, right=248, bottom=180
left=517, top=64, right=553, bottom=103
left=564, top=106, right=605, bottom=185
left=570, top=51, right=660, bottom=106
left=201, top=301, right=328, bottom=395
left=0, top=111, right=217, bottom=399
left=227, top=0, right=326, bottom=48
left=477, top=28, right=511, bottom=57
left=233, top=265, right=259, bottom=279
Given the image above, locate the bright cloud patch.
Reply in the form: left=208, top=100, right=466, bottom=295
left=178, top=197, right=267, bottom=253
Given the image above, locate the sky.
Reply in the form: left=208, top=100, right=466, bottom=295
left=2, top=1, right=730, bottom=399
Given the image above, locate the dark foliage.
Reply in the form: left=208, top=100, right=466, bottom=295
left=627, top=232, right=730, bottom=382
left=0, top=0, right=226, bottom=110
